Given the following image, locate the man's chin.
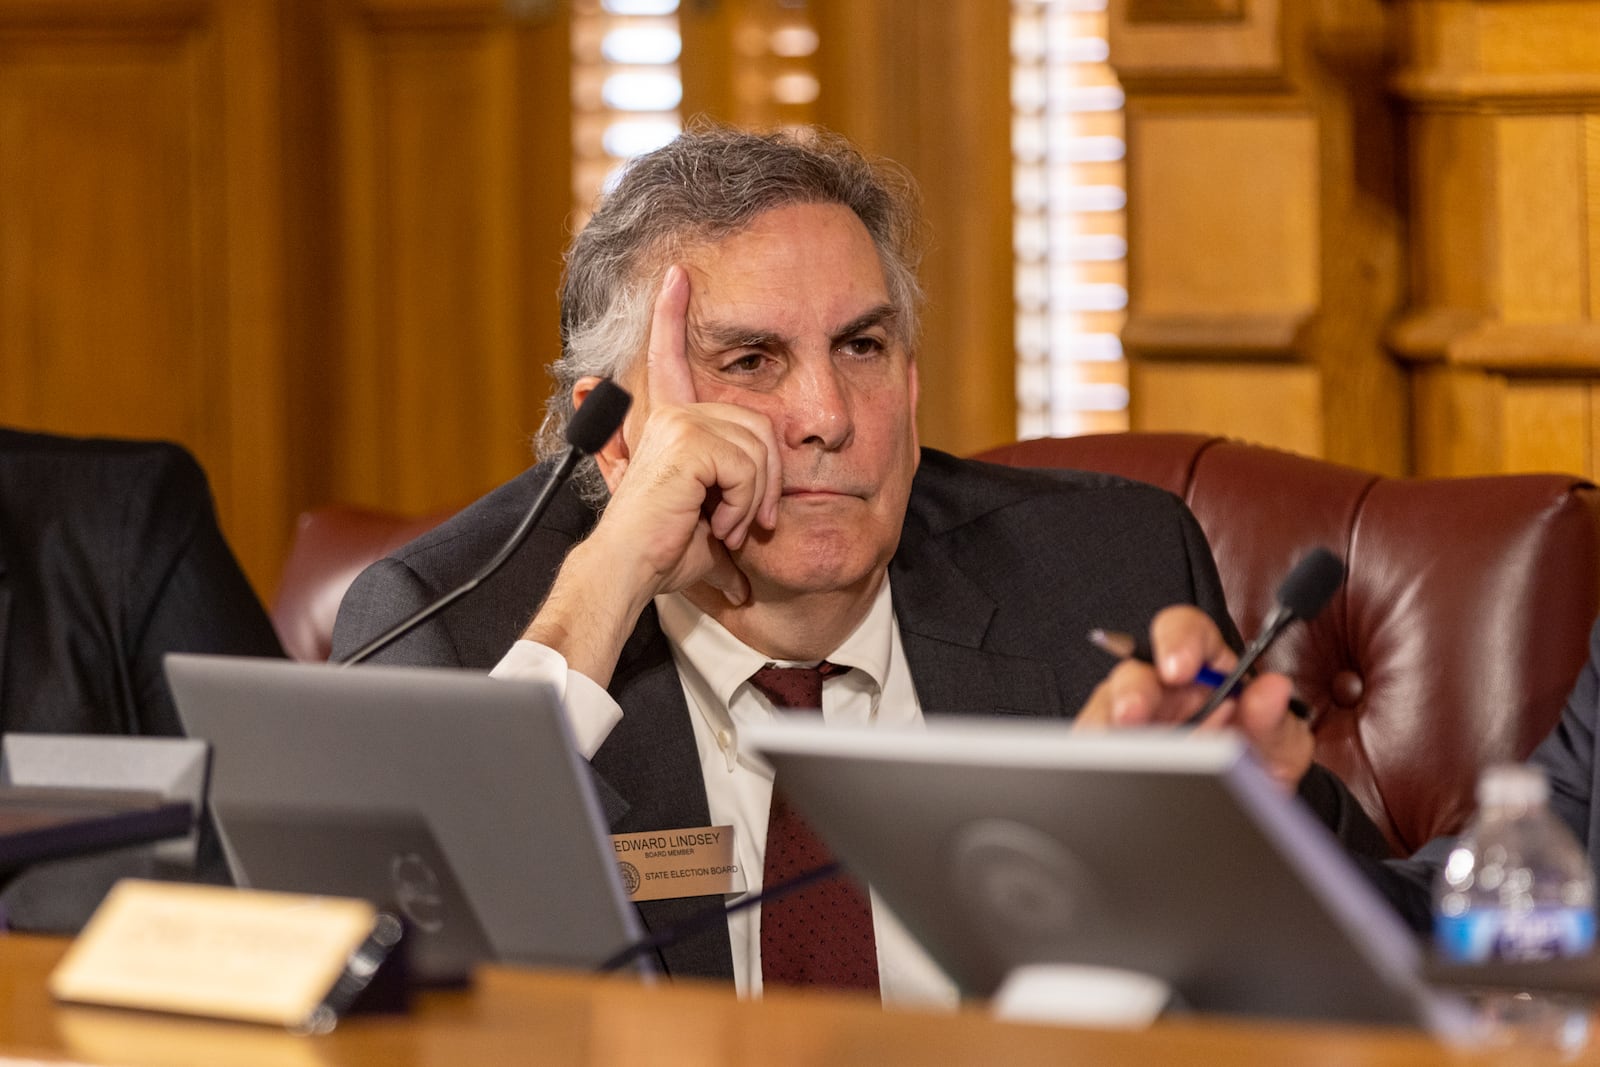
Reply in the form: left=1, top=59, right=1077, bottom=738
left=736, top=550, right=885, bottom=601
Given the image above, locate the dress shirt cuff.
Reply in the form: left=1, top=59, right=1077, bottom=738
left=489, top=640, right=622, bottom=760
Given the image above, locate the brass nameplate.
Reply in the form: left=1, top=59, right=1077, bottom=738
left=50, top=880, right=382, bottom=1030
left=611, top=824, right=746, bottom=901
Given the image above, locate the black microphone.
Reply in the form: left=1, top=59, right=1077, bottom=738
left=338, top=379, right=632, bottom=666
left=1182, top=546, right=1345, bottom=726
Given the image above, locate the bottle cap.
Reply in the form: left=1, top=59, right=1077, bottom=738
left=1477, top=763, right=1550, bottom=810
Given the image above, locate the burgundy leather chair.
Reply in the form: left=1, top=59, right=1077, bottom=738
left=274, top=434, right=1600, bottom=854
left=271, top=504, right=455, bottom=663
left=975, top=433, right=1600, bottom=854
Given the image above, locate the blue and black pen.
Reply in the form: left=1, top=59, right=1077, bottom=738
left=1086, top=627, right=1313, bottom=722
left=1088, top=628, right=1229, bottom=688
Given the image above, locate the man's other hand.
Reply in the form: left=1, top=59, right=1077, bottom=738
left=1076, top=605, right=1314, bottom=792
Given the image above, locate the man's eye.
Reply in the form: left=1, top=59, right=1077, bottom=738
left=725, top=352, right=767, bottom=373
left=841, top=336, right=886, bottom=358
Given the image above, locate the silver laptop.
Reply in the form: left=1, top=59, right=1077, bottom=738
left=165, top=654, right=644, bottom=984
left=744, top=718, right=1469, bottom=1035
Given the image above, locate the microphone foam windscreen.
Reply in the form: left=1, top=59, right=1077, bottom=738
left=1277, top=547, right=1345, bottom=622
left=566, top=379, right=633, bottom=454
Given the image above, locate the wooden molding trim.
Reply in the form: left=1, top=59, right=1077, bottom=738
left=1386, top=309, right=1486, bottom=364
left=344, top=1, right=502, bottom=32
left=1109, top=0, right=1286, bottom=86
left=1122, top=311, right=1312, bottom=361
left=1392, top=71, right=1600, bottom=112
left=0, top=2, right=207, bottom=30
left=1389, top=311, right=1600, bottom=372
left=1126, top=0, right=1245, bottom=22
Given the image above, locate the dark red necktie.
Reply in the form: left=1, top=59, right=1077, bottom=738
left=749, top=662, right=879, bottom=992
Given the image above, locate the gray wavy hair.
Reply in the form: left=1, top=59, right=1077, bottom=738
left=536, top=122, right=926, bottom=501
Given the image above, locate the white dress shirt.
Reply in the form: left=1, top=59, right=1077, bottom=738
left=491, top=578, right=959, bottom=1007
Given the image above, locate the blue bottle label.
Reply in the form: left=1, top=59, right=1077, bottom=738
left=1436, top=907, right=1597, bottom=963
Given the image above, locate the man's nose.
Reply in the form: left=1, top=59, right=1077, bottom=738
left=784, top=360, right=852, bottom=451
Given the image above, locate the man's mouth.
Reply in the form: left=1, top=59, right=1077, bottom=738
left=781, top=485, right=862, bottom=499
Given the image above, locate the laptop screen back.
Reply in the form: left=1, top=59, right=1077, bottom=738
left=165, top=654, right=643, bottom=984
left=745, top=719, right=1467, bottom=1034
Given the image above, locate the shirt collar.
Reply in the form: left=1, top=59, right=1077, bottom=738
left=657, top=579, right=895, bottom=707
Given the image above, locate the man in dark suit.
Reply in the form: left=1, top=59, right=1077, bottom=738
left=0, top=428, right=284, bottom=929
left=333, top=125, right=1368, bottom=1001
left=1363, top=615, right=1600, bottom=933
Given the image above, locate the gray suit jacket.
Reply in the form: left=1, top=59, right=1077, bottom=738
left=332, top=448, right=1377, bottom=978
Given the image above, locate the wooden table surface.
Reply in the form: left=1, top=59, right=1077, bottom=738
left=0, top=934, right=1585, bottom=1067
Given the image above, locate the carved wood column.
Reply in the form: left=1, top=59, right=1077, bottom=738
left=1110, top=0, right=1407, bottom=473
left=1390, top=0, right=1600, bottom=479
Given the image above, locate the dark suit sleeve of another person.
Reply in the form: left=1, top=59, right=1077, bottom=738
left=0, top=435, right=283, bottom=734
left=121, top=445, right=287, bottom=733
left=0, top=433, right=283, bottom=932
left=1372, top=615, right=1600, bottom=934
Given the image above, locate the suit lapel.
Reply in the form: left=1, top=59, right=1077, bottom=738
left=592, top=607, right=736, bottom=982
left=889, top=514, right=1064, bottom=719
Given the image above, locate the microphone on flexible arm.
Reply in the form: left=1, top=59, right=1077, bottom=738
left=337, top=379, right=633, bottom=667
left=1181, top=546, right=1346, bottom=727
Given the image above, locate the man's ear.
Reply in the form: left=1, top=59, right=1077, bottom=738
left=907, top=356, right=921, bottom=458
left=574, top=376, right=631, bottom=491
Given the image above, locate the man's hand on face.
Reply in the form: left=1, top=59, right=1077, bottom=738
left=584, top=264, right=784, bottom=608
left=1075, top=604, right=1315, bottom=793
left=524, top=265, right=783, bottom=686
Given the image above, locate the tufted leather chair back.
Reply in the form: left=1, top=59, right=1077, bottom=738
left=975, top=433, right=1600, bottom=854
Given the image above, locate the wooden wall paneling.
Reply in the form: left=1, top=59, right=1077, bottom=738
left=1111, top=0, right=1285, bottom=84
left=1127, top=111, right=1320, bottom=320
left=1392, top=0, right=1600, bottom=481
left=679, top=0, right=816, bottom=130
left=1127, top=0, right=1245, bottom=21
left=1495, top=114, right=1587, bottom=324
left=913, top=0, right=1015, bottom=456
left=512, top=6, right=570, bottom=443
left=1592, top=381, right=1600, bottom=476
left=325, top=0, right=570, bottom=515
left=1410, top=364, right=1502, bottom=475
left=1588, top=114, right=1600, bottom=320
left=1301, top=1, right=1407, bottom=476
left=0, top=0, right=289, bottom=593
left=809, top=0, right=1015, bottom=457
left=1131, top=361, right=1324, bottom=456
left=1413, top=369, right=1594, bottom=478
left=808, top=0, right=917, bottom=170
left=218, top=0, right=291, bottom=595
left=1402, top=110, right=1495, bottom=315
left=1502, top=380, right=1590, bottom=475
left=677, top=0, right=736, bottom=123
left=0, top=15, right=210, bottom=440
left=281, top=0, right=340, bottom=535
left=1113, top=0, right=1406, bottom=473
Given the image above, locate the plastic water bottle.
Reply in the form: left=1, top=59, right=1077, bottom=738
left=1434, top=763, right=1596, bottom=1050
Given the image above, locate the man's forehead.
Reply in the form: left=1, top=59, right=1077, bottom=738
left=684, top=217, right=891, bottom=319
